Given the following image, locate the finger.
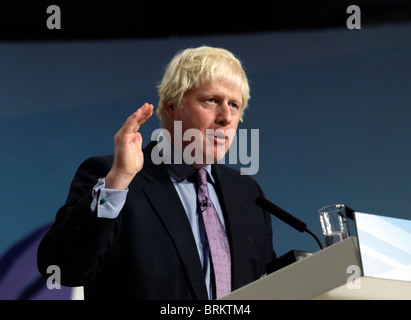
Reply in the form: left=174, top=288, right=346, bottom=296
left=121, top=109, right=142, bottom=134
left=131, top=103, right=154, bottom=132
left=135, top=104, right=154, bottom=128
left=120, top=103, right=150, bottom=133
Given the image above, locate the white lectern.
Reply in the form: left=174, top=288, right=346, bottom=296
left=221, top=237, right=411, bottom=300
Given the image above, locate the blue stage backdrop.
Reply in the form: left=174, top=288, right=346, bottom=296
left=1, top=23, right=410, bottom=298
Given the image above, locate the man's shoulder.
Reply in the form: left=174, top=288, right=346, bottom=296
left=213, top=164, right=257, bottom=184
left=71, top=154, right=115, bottom=182
left=78, top=140, right=156, bottom=171
left=79, top=154, right=114, bottom=169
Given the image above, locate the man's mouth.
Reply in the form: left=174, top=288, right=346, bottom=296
left=207, top=132, right=228, bottom=145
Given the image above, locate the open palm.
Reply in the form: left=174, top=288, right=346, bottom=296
left=106, top=103, right=154, bottom=190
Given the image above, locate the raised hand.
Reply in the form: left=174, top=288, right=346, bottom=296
left=105, top=103, right=154, bottom=190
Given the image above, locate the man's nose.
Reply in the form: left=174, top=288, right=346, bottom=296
left=215, top=102, right=232, bottom=126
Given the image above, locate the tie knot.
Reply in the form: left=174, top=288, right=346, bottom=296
left=197, top=168, right=208, bottom=186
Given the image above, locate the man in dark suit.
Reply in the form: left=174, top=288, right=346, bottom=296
left=37, top=46, right=276, bottom=299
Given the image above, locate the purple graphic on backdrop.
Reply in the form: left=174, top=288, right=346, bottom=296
left=0, top=223, right=73, bottom=300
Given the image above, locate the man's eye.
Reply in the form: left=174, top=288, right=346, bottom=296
left=230, top=103, right=239, bottom=109
left=207, top=98, right=216, bottom=103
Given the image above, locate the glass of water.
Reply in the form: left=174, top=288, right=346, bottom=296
left=319, top=204, right=350, bottom=247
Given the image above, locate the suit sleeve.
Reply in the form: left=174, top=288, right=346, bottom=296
left=37, top=156, right=122, bottom=287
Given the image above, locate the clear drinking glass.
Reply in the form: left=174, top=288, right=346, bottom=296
left=319, top=204, right=350, bottom=247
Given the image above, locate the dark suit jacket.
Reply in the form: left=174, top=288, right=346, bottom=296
left=37, top=141, right=275, bottom=299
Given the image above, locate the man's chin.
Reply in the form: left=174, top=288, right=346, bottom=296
left=206, top=148, right=229, bottom=164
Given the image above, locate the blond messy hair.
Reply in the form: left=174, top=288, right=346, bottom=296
left=156, top=46, right=250, bottom=124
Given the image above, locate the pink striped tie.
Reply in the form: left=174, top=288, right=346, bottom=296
left=197, top=168, right=231, bottom=299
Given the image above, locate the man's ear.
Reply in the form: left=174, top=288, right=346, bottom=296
left=164, top=103, right=174, bottom=119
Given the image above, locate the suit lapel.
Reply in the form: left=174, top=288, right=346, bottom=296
left=137, top=142, right=209, bottom=300
left=211, top=164, right=248, bottom=291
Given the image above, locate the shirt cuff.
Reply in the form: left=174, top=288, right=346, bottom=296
left=91, top=177, right=128, bottom=219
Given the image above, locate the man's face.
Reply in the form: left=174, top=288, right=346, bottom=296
left=168, top=80, right=242, bottom=168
